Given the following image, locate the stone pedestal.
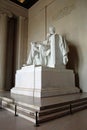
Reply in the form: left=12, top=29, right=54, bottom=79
left=11, top=65, right=80, bottom=97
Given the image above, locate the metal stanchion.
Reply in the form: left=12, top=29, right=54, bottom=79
left=0, top=99, right=3, bottom=109
left=70, top=104, right=72, bottom=114
left=15, top=104, right=18, bottom=116
left=34, top=111, right=40, bottom=127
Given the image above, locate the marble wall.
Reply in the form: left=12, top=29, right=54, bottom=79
left=28, top=0, right=87, bottom=92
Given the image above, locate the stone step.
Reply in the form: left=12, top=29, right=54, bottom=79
left=39, top=105, right=70, bottom=116
left=72, top=104, right=87, bottom=113
left=2, top=100, right=71, bottom=123
left=38, top=100, right=87, bottom=123
left=39, top=109, right=70, bottom=123
left=2, top=97, right=13, bottom=103
left=2, top=100, right=36, bottom=123
left=1, top=95, right=87, bottom=125
left=71, top=100, right=87, bottom=107
left=1, top=96, right=39, bottom=111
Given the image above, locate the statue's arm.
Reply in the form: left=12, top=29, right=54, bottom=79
left=59, top=35, right=69, bottom=65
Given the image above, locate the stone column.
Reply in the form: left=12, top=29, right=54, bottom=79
left=0, top=14, right=8, bottom=91
left=16, top=16, right=28, bottom=69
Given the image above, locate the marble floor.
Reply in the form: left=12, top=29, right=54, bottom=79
left=0, top=92, right=87, bottom=129
left=0, top=108, right=87, bottom=130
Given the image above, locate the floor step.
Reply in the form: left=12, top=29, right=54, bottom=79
left=39, top=109, right=70, bottom=123
left=39, top=104, right=70, bottom=116
left=71, top=100, right=87, bottom=107
left=1, top=92, right=87, bottom=125
left=72, top=104, right=87, bottom=113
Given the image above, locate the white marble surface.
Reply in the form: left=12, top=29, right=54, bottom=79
left=11, top=66, right=80, bottom=97
left=26, top=26, right=69, bottom=68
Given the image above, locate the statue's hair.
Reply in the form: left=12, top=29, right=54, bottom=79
left=49, top=26, right=55, bottom=33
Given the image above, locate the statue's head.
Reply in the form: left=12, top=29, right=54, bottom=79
left=49, top=26, right=55, bottom=34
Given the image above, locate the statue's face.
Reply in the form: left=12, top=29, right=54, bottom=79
left=49, top=26, right=55, bottom=34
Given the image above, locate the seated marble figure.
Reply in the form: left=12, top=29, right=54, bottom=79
left=26, top=26, right=69, bottom=68
left=11, top=26, right=80, bottom=98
